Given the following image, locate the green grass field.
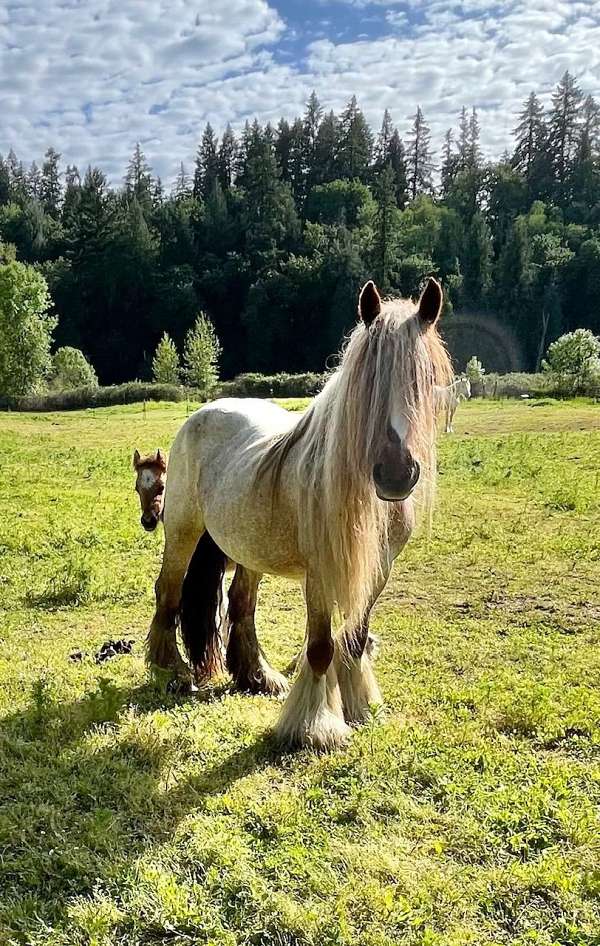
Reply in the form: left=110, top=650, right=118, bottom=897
left=1, top=398, right=599, bottom=946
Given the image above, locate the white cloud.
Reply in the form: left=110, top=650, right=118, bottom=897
left=1, top=0, right=600, bottom=187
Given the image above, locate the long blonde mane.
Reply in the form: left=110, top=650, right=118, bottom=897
left=260, top=296, right=452, bottom=625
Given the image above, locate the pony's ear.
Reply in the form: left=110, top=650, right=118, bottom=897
left=156, top=448, right=167, bottom=470
left=358, top=280, right=381, bottom=326
left=418, top=277, right=443, bottom=326
left=133, top=449, right=141, bottom=469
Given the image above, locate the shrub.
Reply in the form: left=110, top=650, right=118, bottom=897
left=152, top=332, right=181, bottom=384
left=542, top=329, right=600, bottom=394
left=0, top=259, right=56, bottom=397
left=51, top=347, right=98, bottom=391
left=217, top=372, right=327, bottom=399
left=0, top=381, right=188, bottom=412
left=466, top=356, right=485, bottom=383
left=183, top=314, right=221, bottom=397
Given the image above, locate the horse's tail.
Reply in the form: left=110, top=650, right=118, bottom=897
left=180, top=531, right=227, bottom=678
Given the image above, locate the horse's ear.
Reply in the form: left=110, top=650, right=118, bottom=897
left=133, top=449, right=141, bottom=469
left=358, top=280, right=381, bottom=327
left=156, top=449, right=167, bottom=470
left=418, top=277, right=443, bottom=326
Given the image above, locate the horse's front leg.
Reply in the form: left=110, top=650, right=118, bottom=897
left=334, top=573, right=388, bottom=726
left=275, top=572, right=350, bottom=750
left=335, top=505, right=413, bottom=724
left=225, top=566, right=288, bottom=698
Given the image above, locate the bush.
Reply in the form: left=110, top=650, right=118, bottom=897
left=542, top=329, right=600, bottom=394
left=0, top=381, right=187, bottom=412
left=217, top=372, right=327, bottom=399
left=152, top=332, right=181, bottom=384
left=51, top=347, right=98, bottom=391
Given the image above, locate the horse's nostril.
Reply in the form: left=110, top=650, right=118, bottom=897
left=373, top=463, right=383, bottom=481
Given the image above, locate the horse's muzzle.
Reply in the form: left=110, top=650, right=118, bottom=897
left=373, top=459, right=420, bottom=502
left=141, top=514, right=159, bottom=532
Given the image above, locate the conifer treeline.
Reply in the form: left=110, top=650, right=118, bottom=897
left=1, top=71, right=599, bottom=381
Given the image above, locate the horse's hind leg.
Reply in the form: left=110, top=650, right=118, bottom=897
left=225, top=567, right=288, bottom=698
left=147, top=518, right=203, bottom=680
left=276, top=572, right=350, bottom=750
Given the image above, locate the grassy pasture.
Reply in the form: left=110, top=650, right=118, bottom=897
left=0, top=398, right=599, bottom=946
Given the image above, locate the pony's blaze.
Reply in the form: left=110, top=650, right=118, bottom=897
left=133, top=450, right=166, bottom=531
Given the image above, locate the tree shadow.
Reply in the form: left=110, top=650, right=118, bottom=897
left=0, top=674, right=281, bottom=940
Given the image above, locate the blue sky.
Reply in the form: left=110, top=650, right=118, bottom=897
left=1, top=0, right=600, bottom=187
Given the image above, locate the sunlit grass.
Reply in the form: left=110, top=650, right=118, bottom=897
left=0, top=398, right=599, bottom=945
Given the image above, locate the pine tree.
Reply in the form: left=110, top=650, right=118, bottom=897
left=468, top=108, right=482, bottom=168
left=218, top=123, right=238, bottom=191
left=183, top=313, right=221, bottom=396
left=275, top=118, right=292, bottom=181
left=173, top=163, right=191, bottom=200
left=125, top=143, right=153, bottom=206
left=457, top=106, right=470, bottom=170
left=372, top=163, right=400, bottom=291
left=62, top=165, right=81, bottom=226
left=406, top=107, right=434, bottom=200
left=313, top=110, right=341, bottom=184
left=27, top=162, right=42, bottom=199
left=193, top=123, right=219, bottom=201
left=0, top=156, right=9, bottom=206
left=304, top=91, right=323, bottom=157
left=338, top=96, right=373, bottom=179
left=152, top=332, right=181, bottom=383
left=40, top=147, right=62, bottom=217
left=387, top=130, right=409, bottom=208
left=441, top=129, right=457, bottom=196
left=578, top=94, right=600, bottom=161
left=374, top=109, right=395, bottom=167
left=242, top=136, right=299, bottom=262
left=513, top=92, right=546, bottom=176
left=7, top=149, right=27, bottom=201
left=549, top=71, right=583, bottom=190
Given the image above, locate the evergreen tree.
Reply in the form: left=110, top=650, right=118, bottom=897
left=193, top=123, right=219, bottom=200
left=468, top=108, right=482, bottom=168
left=441, top=129, right=457, bottom=196
left=313, top=110, right=342, bottom=184
left=0, top=156, right=9, bottom=206
left=513, top=92, right=546, bottom=176
left=457, top=106, right=470, bottom=171
left=40, top=148, right=62, bottom=217
left=463, top=211, right=493, bottom=305
left=374, top=109, right=395, bottom=166
left=549, top=71, right=583, bottom=192
left=372, top=163, right=400, bottom=290
left=303, top=91, right=324, bottom=186
left=62, top=165, right=82, bottom=227
left=173, top=163, right=191, bottom=200
left=387, top=130, right=409, bottom=208
left=27, top=162, right=42, bottom=199
left=406, top=107, right=435, bottom=200
left=183, top=313, right=221, bottom=395
left=578, top=94, right=600, bottom=161
left=218, top=123, right=238, bottom=191
left=124, top=143, right=153, bottom=206
left=338, top=96, right=373, bottom=180
left=152, top=332, right=181, bottom=383
left=242, top=136, right=299, bottom=263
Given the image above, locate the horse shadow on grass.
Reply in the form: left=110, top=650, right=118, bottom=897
left=0, top=671, right=284, bottom=939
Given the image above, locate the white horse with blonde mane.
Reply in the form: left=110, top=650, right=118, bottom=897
left=147, top=278, right=452, bottom=750
left=434, top=376, right=471, bottom=433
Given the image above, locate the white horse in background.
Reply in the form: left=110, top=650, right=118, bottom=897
left=435, top=376, right=471, bottom=433
left=146, top=278, right=452, bottom=750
